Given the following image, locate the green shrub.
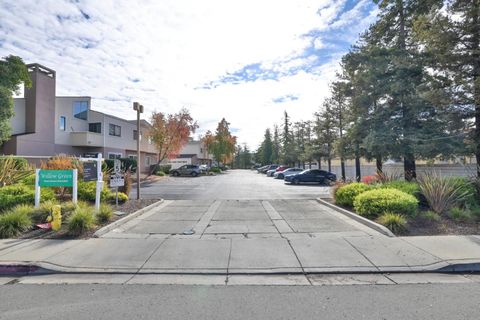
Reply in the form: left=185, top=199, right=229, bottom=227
left=67, top=207, right=95, bottom=235
left=380, top=181, right=421, bottom=198
left=154, top=170, right=165, bottom=176
left=20, top=173, right=36, bottom=186
left=418, top=173, right=472, bottom=214
left=78, top=181, right=111, bottom=202
left=448, top=207, right=473, bottom=222
left=30, top=199, right=59, bottom=223
left=0, top=185, right=55, bottom=210
left=376, top=212, right=408, bottom=234
left=104, top=158, right=137, bottom=172
left=448, top=177, right=478, bottom=207
left=107, top=192, right=128, bottom=203
left=334, top=182, right=373, bottom=207
left=0, top=156, right=28, bottom=169
left=96, top=204, right=113, bottom=223
left=420, top=210, right=441, bottom=223
left=61, top=201, right=78, bottom=214
left=354, top=188, right=418, bottom=218
left=210, top=167, right=222, bottom=173
left=0, top=209, right=32, bottom=238
left=159, top=165, right=171, bottom=174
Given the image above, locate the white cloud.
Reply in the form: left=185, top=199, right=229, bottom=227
left=0, top=0, right=377, bottom=149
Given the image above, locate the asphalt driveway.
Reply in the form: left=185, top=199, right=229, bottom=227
left=133, top=169, right=331, bottom=200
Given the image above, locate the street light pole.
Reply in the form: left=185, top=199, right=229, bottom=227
left=133, top=102, right=144, bottom=200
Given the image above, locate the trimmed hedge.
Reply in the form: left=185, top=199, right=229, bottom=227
left=104, top=158, right=137, bottom=172
left=380, top=180, right=421, bottom=198
left=0, top=185, right=56, bottom=210
left=353, top=188, right=418, bottom=218
left=335, top=182, right=373, bottom=207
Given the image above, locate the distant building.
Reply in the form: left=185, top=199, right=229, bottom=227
left=164, top=139, right=213, bottom=169
left=1, top=63, right=158, bottom=173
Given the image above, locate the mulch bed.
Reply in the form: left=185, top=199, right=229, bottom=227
left=323, top=198, right=479, bottom=236
left=19, top=198, right=162, bottom=240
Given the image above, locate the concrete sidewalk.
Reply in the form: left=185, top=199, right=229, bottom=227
left=1, top=198, right=480, bottom=275
left=1, top=234, right=480, bottom=275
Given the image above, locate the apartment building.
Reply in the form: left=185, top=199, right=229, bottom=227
left=1, top=63, right=158, bottom=172
left=164, top=139, right=213, bottom=169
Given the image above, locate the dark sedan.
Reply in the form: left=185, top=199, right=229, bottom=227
left=284, top=169, right=336, bottom=185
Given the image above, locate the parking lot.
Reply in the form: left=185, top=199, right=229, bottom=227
left=134, top=169, right=331, bottom=200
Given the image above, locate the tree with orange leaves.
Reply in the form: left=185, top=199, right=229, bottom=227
left=148, top=108, right=198, bottom=174
left=202, top=118, right=236, bottom=165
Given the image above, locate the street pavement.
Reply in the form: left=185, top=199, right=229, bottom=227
left=1, top=281, right=480, bottom=320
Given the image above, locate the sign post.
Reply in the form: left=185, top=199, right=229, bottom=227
left=79, top=153, right=103, bottom=211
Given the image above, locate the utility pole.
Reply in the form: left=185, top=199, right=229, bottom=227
left=133, top=102, right=144, bottom=200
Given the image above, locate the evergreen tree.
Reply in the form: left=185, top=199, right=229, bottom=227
left=272, top=125, right=281, bottom=164
left=415, top=0, right=480, bottom=176
left=281, top=111, right=295, bottom=165
left=261, top=128, right=273, bottom=164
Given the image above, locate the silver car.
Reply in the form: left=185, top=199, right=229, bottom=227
left=170, top=165, right=201, bottom=177
left=274, top=167, right=303, bottom=179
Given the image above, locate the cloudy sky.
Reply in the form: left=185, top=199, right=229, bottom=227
left=0, top=0, right=378, bottom=148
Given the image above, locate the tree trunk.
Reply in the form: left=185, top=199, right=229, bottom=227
left=355, top=144, right=361, bottom=182
left=340, top=158, right=346, bottom=182
left=376, top=155, right=383, bottom=173
left=328, top=158, right=332, bottom=172
left=317, top=158, right=322, bottom=170
left=404, top=153, right=416, bottom=181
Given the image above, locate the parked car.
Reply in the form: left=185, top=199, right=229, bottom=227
left=266, top=168, right=276, bottom=177
left=257, top=165, right=269, bottom=173
left=199, top=164, right=209, bottom=173
left=284, top=169, right=336, bottom=185
left=274, top=167, right=303, bottom=179
left=275, top=165, right=289, bottom=172
left=170, top=165, right=201, bottom=177
left=261, top=164, right=278, bottom=174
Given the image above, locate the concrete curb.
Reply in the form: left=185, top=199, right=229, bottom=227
left=2, top=260, right=480, bottom=276
left=316, top=198, right=395, bottom=237
left=93, top=199, right=164, bottom=238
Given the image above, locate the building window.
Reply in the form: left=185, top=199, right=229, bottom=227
left=128, top=155, right=137, bottom=160
left=59, top=116, right=66, bottom=131
left=109, top=124, right=121, bottom=137
left=145, top=156, right=151, bottom=166
left=108, top=153, right=122, bottom=160
left=73, top=101, right=88, bottom=120
left=133, top=130, right=142, bottom=140
left=148, top=136, right=153, bottom=144
left=89, top=122, right=101, bottom=133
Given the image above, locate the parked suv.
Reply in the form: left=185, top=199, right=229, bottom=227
left=170, top=165, right=201, bottom=177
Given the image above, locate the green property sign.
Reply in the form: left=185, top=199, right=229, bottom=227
left=39, top=170, right=74, bottom=187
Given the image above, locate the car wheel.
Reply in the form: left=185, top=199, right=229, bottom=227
left=172, top=171, right=180, bottom=177
left=293, top=178, right=300, bottom=185
left=191, top=172, right=198, bottom=177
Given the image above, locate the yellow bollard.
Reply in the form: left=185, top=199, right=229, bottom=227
left=51, top=205, right=62, bottom=231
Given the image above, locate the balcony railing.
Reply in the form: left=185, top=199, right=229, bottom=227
left=70, top=131, right=104, bottom=147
